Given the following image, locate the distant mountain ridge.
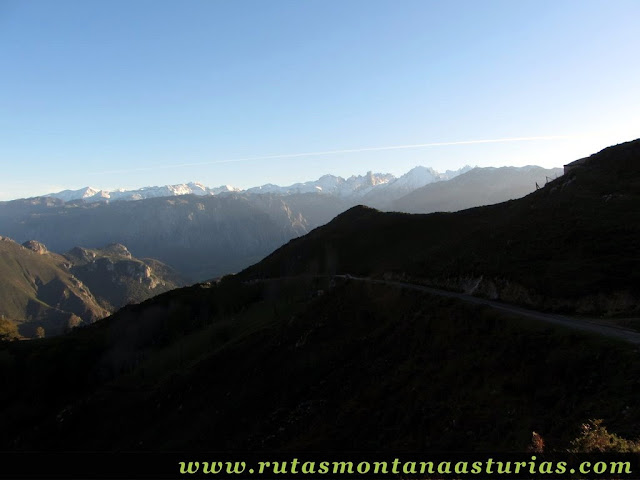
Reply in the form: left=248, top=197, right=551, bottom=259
left=393, top=165, right=563, bottom=213
left=49, top=182, right=241, bottom=203
left=1, top=165, right=563, bottom=281
left=43, top=165, right=475, bottom=203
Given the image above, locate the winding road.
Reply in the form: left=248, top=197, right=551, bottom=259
left=335, top=275, right=640, bottom=345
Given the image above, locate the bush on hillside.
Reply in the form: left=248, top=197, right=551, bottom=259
left=569, top=419, right=640, bottom=453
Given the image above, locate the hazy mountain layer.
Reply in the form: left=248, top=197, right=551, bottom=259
left=1, top=166, right=564, bottom=282
left=0, top=194, right=340, bottom=281
left=392, top=166, right=563, bottom=213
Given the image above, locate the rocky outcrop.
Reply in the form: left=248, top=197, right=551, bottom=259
left=64, top=243, right=182, bottom=311
left=22, top=240, right=48, bottom=255
left=103, top=243, right=132, bottom=258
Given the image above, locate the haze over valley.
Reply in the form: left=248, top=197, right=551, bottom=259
left=2, top=164, right=561, bottom=277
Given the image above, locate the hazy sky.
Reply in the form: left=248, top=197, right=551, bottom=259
left=1, top=0, right=638, bottom=200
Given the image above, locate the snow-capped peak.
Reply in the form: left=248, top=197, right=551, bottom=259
left=247, top=171, right=395, bottom=198
left=46, top=182, right=240, bottom=203
left=390, top=166, right=440, bottom=190
left=47, top=187, right=101, bottom=202
left=42, top=165, right=477, bottom=204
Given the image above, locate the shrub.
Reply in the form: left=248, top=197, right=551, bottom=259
left=0, top=317, right=20, bottom=341
left=569, top=419, right=640, bottom=453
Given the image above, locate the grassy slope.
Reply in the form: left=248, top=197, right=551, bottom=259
left=0, top=238, right=108, bottom=336
left=0, top=239, right=183, bottom=337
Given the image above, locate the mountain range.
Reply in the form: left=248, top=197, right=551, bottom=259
left=48, top=183, right=241, bottom=203
left=0, top=139, right=637, bottom=453
left=1, top=165, right=562, bottom=282
left=44, top=165, right=474, bottom=204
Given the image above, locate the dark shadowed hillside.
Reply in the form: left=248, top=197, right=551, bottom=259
left=244, top=140, right=640, bottom=316
left=1, top=277, right=639, bottom=452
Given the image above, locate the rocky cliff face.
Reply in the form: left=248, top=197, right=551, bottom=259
left=63, top=244, right=184, bottom=311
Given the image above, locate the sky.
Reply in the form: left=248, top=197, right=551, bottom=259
left=1, top=0, right=639, bottom=200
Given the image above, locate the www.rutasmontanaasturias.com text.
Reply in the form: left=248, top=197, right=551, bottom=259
left=178, top=455, right=633, bottom=477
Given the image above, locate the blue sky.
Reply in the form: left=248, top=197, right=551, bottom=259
left=1, top=0, right=638, bottom=200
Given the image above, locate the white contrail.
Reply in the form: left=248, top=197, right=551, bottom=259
left=88, top=135, right=575, bottom=175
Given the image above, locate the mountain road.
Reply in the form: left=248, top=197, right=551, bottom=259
left=335, top=275, right=640, bottom=345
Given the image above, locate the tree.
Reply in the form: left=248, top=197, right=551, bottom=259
left=66, top=315, right=82, bottom=332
